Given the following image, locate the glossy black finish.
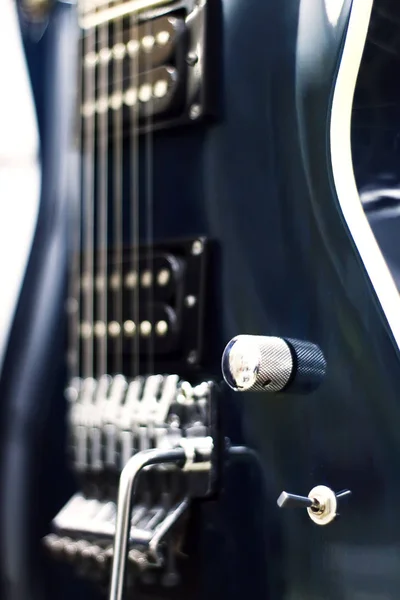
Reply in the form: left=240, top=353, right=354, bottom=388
left=6, top=0, right=400, bottom=599
left=353, top=0, right=400, bottom=290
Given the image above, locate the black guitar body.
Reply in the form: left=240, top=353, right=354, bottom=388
left=2, top=0, right=400, bottom=599
left=0, top=5, right=83, bottom=600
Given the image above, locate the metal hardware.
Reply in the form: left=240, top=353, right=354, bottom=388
left=109, top=447, right=185, bottom=600
left=189, top=104, right=202, bottom=120
left=78, top=0, right=175, bottom=29
left=70, top=238, right=211, bottom=376
left=277, top=492, right=316, bottom=510
left=84, top=65, right=181, bottom=122
left=186, top=52, right=199, bottom=66
left=85, top=15, right=182, bottom=69
left=278, top=486, right=351, bottom=526
left=67, top=373, right=213, bottom=477
left=191, top=239, right=204, bottom=255
left=46, top=376, right=216, bottom=590
left=109, top=438, right=213, bottom=600
left=185, top=295, right=197, bottom=307
left=187, top=350, right=198, bottom=364
left=77, top=0, right=220, bottom=134
left=222, top=335, right=326, bottom=393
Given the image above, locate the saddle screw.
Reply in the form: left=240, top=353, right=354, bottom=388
left=187, top=350, right=198, bottom=365
left=191, top=239, right=203, bottom=255
left=185, top=295, right=197, bottom=307
left=186, top=52, right=198, bottom=66
left=189, top=104, right=202, bottom=120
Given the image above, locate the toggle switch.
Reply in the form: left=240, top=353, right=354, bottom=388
left=277, top=486, right=351, bottom=525
left=221, top=335, right=326, bottom=393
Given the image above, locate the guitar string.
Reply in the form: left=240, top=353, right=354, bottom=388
left=131, top=12, right=140, bottom=380
left=81, top=13, right=140, bottom=380
left=144, top=16, right=163, bottom=508
left=144, top=18, right=154, bottom=377
left=69, top=30, right=84, bottom=382
left=112, top=13, right=124, bottom=376
left=81, top=10, right=158, bottom=381
left=96, top=10, right=109, bottom=378
left=82, top=21, right=96, bottom=380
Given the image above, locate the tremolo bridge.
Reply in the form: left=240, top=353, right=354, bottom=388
left=48, top=234, right=217, bottom=593
left=44, top=375, right=216, bottom=591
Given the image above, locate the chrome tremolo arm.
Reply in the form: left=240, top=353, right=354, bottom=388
left=109, top=438, right=213, bottom=600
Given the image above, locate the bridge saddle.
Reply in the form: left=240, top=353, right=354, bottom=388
left=44, top=374, right=215, bottom=590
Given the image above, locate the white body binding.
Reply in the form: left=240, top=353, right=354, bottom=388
left=330, top=0, right=400, bottom=348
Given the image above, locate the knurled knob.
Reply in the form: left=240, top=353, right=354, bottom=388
left=221, top=335, right=326, bottom=393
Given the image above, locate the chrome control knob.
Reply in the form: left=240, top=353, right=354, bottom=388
left=221, top=335, right=326, bottom=393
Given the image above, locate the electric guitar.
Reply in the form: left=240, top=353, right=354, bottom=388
left=2, top=0, right=400, bottom=599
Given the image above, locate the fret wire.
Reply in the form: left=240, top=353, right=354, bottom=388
left=113, top=14, right=124, bottom=374
left=82, top=26, right=96, bottom=379
left=96, top=10, right=110, bottom=377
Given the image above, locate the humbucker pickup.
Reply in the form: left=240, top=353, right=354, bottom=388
left=89, top=14, right=182, bottom=66
left=83, top=65, right=182, bottom=121
left=79, top=0, right=220, bottom=133
left=79, top=0, right=175, bottom=30
left=73, top=237, right=211, bottom=378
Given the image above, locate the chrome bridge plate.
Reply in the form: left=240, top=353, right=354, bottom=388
left=44, top=495, right=190, bottom=587
left=44, top=375, right=216, bottom=590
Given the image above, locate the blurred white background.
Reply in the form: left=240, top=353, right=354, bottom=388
left=0, top=0, right=40, bottom=370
